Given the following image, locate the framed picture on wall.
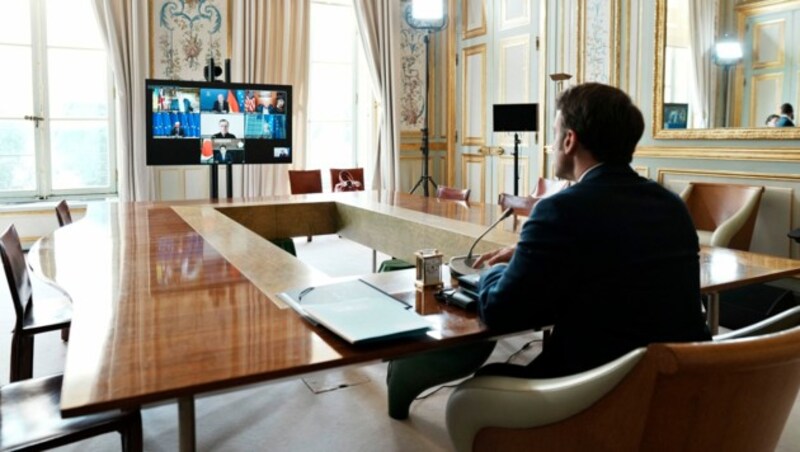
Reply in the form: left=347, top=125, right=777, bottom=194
left=664, top=103, right=689, bottom=129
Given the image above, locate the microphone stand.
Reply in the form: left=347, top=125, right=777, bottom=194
left=449, top=207, right=514, bottom=276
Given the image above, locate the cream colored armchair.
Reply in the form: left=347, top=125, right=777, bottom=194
left=446, top=324, right=800, bottom=451
left=679, top=182, right=764, bottom=251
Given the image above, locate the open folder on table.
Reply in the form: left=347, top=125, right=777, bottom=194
left=278, top=279, right=432, bottom=344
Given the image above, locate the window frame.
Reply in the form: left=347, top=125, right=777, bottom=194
left=0, top=0, right=116, bottom=201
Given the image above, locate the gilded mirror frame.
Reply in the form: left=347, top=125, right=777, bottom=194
left=652, top=0, right=800, bottom=139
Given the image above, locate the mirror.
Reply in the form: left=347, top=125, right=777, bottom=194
left=653, top=0, right=800, bottom=139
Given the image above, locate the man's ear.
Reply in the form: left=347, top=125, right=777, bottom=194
left=562, top=129, right=578, bottom=155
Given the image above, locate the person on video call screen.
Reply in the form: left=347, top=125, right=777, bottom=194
left=212, top=118, right=236, bottom=138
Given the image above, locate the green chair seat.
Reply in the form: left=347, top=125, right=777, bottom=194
left=269, top=238, right=297, bottom=256
left=379, top=258, right=414, bottom=272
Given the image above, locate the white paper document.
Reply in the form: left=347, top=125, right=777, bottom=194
left=278, top=280, right=432, bottom=344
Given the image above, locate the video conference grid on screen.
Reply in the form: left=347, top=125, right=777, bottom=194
left=146, top=80, right=292, bottom=165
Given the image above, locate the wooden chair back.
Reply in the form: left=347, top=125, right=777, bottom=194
left=474, top=326, right=800, bottom=451
left=436, top=186, right=470, bottom=201
left=0, top=225, right=32, bottom=329
left=532, top=177, right=570, bottom=198
left=55, top=200, right=73, bottom=227
left=681, top=182, right=764, bottom=250
left=330, top=168, right=365, bottom=192
left=288, top=170, right=323, bottom=195
left=498, top=193, right=535, bottom=217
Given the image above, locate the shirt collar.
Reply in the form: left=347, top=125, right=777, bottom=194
left=577, top=162, right=604, bottom=183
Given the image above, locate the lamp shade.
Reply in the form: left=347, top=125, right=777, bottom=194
left=493, top=104, right=538, bottom=132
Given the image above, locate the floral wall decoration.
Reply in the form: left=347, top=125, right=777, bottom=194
left=150, top=0, right=231, bottom=81
left=400, top=1, right=427, bottom=135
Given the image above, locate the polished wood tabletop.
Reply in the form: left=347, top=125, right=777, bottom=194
left=27, top=191, right=800, bottom=417
left=28, top=192, right=514, bottom=417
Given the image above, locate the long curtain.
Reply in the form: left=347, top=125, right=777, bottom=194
left=232, top=0, right=310, bottom=197
left=92, top=0, right=151, bottom=201
left=354, top=0, right=402, bottom=191
left=688, top=0, right=718, bottom=129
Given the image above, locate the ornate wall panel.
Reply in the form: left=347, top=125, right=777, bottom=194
left=498, top=155, right=530, bottom=195
left=500, top=0, right=531, bottom=30
left=577, top=0, right=620, bottom=85
left=462, top=44, right=487, bottom=146
left=400, top=7, right=427, bottom=137
left=463, top=0, right=487, bottom=39
left=149, top=0, right=231, bottom=80
left=461, top=153, right=487, bottom=202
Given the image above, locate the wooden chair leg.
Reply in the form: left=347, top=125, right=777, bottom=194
left=61, top=327, right=70, bottom=342
left=120, top=410, right=144, bottom=452
left=11, top=334, right=34, bottom=382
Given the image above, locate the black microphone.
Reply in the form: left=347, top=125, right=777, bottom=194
left=449, top=207, right=514, bottom=276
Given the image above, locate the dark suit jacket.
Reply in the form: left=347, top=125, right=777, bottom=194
left=170, top=126, right=186, bottom=137
left=478, top=164, right=710, bottom=378
left=775, top=116, right=795, bottom=127
left=212, top=100, right=229, bottom=113
left=212, top=150, right=243, bottom=164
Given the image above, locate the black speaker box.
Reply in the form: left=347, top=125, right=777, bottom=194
left=718, top=284, right=798, bottom=330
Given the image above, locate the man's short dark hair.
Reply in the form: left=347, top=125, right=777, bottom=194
left=556, top=83, right=644, bottom=164
left=781, top=103, right=794, bottom=116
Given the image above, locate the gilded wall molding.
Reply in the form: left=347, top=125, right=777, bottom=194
left=656, top=167, right=800, bottom=185
left=462, top=0, right=487, bottom=39
left=461, top=43, right=487, bottom=146
left=636, top=146, right=800, bottom=162
left=654, top=0, right=800, bottom=139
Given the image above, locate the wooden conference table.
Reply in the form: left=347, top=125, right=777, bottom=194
left=27, top=191, right=800, bottom=451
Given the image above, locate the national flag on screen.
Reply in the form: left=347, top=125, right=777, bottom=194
left=245, top=95, right=256, bottom=113
left=227, top=91, right=240, bottom=112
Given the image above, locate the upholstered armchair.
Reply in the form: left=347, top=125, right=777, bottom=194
left=446, top=323, right=800, bottom=451
left=679, top=182, right=764, bottom=251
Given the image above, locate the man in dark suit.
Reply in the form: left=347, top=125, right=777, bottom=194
left=169, top=121, right=186, bottom=137
left=473, top=83, right=710, bottom=378
left=385, top=84, right=710, bottom=420
left=212, top=93, right=229, bottom=113
left=211, top=119, right=236, bottom=139
left=212, top=145, right=243, bottom=164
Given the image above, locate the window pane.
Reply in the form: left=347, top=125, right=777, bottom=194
left=310, top=3, right=355, bottom=63
left=48, top=49, right=108, bottom=118
left=308, top=63, right=354, bottom=121
left=0, top=46, right=33, bottom=118
left=50, top=120, right=109, bottom=189
left=307, top=122, right=353, bottom=168
left=0, top=120, right=36, bottom=191
left=0, top=0, right=31, bottom=45
left=46, top=0, right=104, bottom=49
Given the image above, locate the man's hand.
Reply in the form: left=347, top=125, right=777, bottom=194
left=472, top=245, right=516, bottom=268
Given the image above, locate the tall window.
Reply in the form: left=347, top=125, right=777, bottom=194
left=0, top=0, right=114, bottom=200
left=307, top=0, right=374, bottom=188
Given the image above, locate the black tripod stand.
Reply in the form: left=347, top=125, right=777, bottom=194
left=409, top=33, right=437, bottom=197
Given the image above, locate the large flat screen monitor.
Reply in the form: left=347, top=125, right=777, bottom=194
left=145, top=79, right=292, bottom=165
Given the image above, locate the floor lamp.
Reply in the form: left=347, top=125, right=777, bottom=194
left=713, top=36, right=742, bottom=128
left=493, top=104, right=538, bottom=196
left=406, top=0, right=447, bottom=197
